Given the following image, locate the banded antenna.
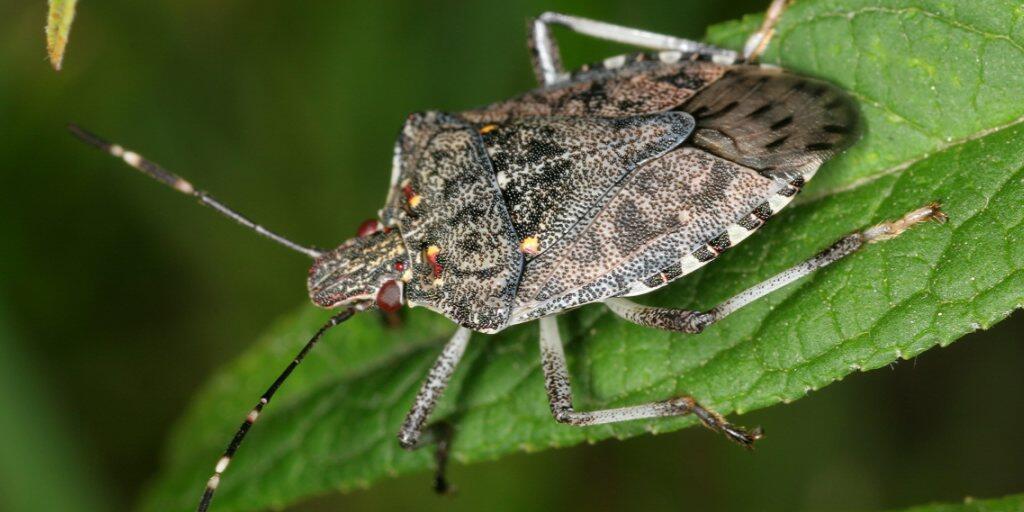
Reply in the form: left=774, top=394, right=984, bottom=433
left=68, top=124, right=323, bottom=259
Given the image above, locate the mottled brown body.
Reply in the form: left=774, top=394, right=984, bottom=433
left=513, top=147, right=783, bottom=322
left=368, top=51, right=856, bottom=332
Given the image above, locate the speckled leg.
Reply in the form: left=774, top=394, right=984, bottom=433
left=528, top=12, right=738, bottom=85
left=397, top=327, right=471, bottom=492
left=398, top=327, right=471, bottom=448
left=401, top=421, right=456, bottom=494
left=743, top=0, right=792, bottom=62
left=538, top=316, right=761, bottom=446
left=606, top=204, right=947, bottom=333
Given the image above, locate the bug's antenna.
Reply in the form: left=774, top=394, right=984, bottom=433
left=197, top=308, right=356, bottom=512
left=67, top=124, right=323, bottom=259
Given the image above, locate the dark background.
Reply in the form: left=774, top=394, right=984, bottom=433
left=1, top=1, right=1021, bottom=511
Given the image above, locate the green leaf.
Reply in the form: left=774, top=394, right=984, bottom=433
left=45, top=0, right=78, bottom=71
left=143, top=1, right=1024, bottom=510
left=891, top=493, right=1024, bottom=512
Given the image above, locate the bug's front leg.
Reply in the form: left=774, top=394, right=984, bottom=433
left=538, top=316, right=762, bottom=446
left=398, top=421, right=456, bottom=494
left=397, top=327, right=471, bottom=493
left=607, top=204, right=947, bottom=333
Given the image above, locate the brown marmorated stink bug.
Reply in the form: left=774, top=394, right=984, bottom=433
left=68, top=1, right=946, bottom=510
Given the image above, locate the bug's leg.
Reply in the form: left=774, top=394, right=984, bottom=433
left=406, top=421, right=456, bottom=494
left=377, top=308, right=404, bottom=329
left=397, top=327, right=471, bottom=447
left=539, top=316, right=762, bottom=446
left=397, top=327, right=472, bottom=492
left=527, top=15, right=566, bottom=86
left=196, top=309, right=355, bottom=512
left=607, top=204, right=947, bottom=333
left=743, top=0, right=791, bottom=62
left=528, top=12, right=739, bottom=86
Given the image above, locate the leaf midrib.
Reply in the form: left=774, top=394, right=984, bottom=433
left=797, top=112, right=1024, bottom=205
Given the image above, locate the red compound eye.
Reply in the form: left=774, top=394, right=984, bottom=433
left=394, top=261, right=406, bottom=272
left=356, top=219, right=383, bottom=237
left=376, top=280, right=403, bottom=313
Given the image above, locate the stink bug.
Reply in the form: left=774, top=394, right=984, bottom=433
left=68, top=1, right=946, bottom=510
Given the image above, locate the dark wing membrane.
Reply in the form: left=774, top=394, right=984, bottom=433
left=381, top=112, right=521, bottom=332
left=479, top=112, right=694, bottom=254
left=461, top=54, right=728, bottom=123
left=512, top=147, right=784, bottom=323
left=680, top=65, right=858, bottom=180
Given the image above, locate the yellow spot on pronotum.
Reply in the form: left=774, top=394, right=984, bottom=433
left=425, top=244, right=444, bottom=278
left=402, top=183, right=421, bottom=208
left=519, top=236, right=540, bottom=255
left=479, top=123, right=499, bottom=135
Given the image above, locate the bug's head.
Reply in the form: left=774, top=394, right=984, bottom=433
left=307, top=219, right=409, bottom=312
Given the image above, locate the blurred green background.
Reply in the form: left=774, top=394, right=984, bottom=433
left=1, top=1, right=1021, bottom=511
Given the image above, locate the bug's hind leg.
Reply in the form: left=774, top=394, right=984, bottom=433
left=538, top=316, right=762, bottom=446
left=397, top=327, right=472, bottom=493
left=743, top=0, right=792, bottom=62
left=528, top=12, right=738, bottom=86
left=607, top=204, right=948, bottom=333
